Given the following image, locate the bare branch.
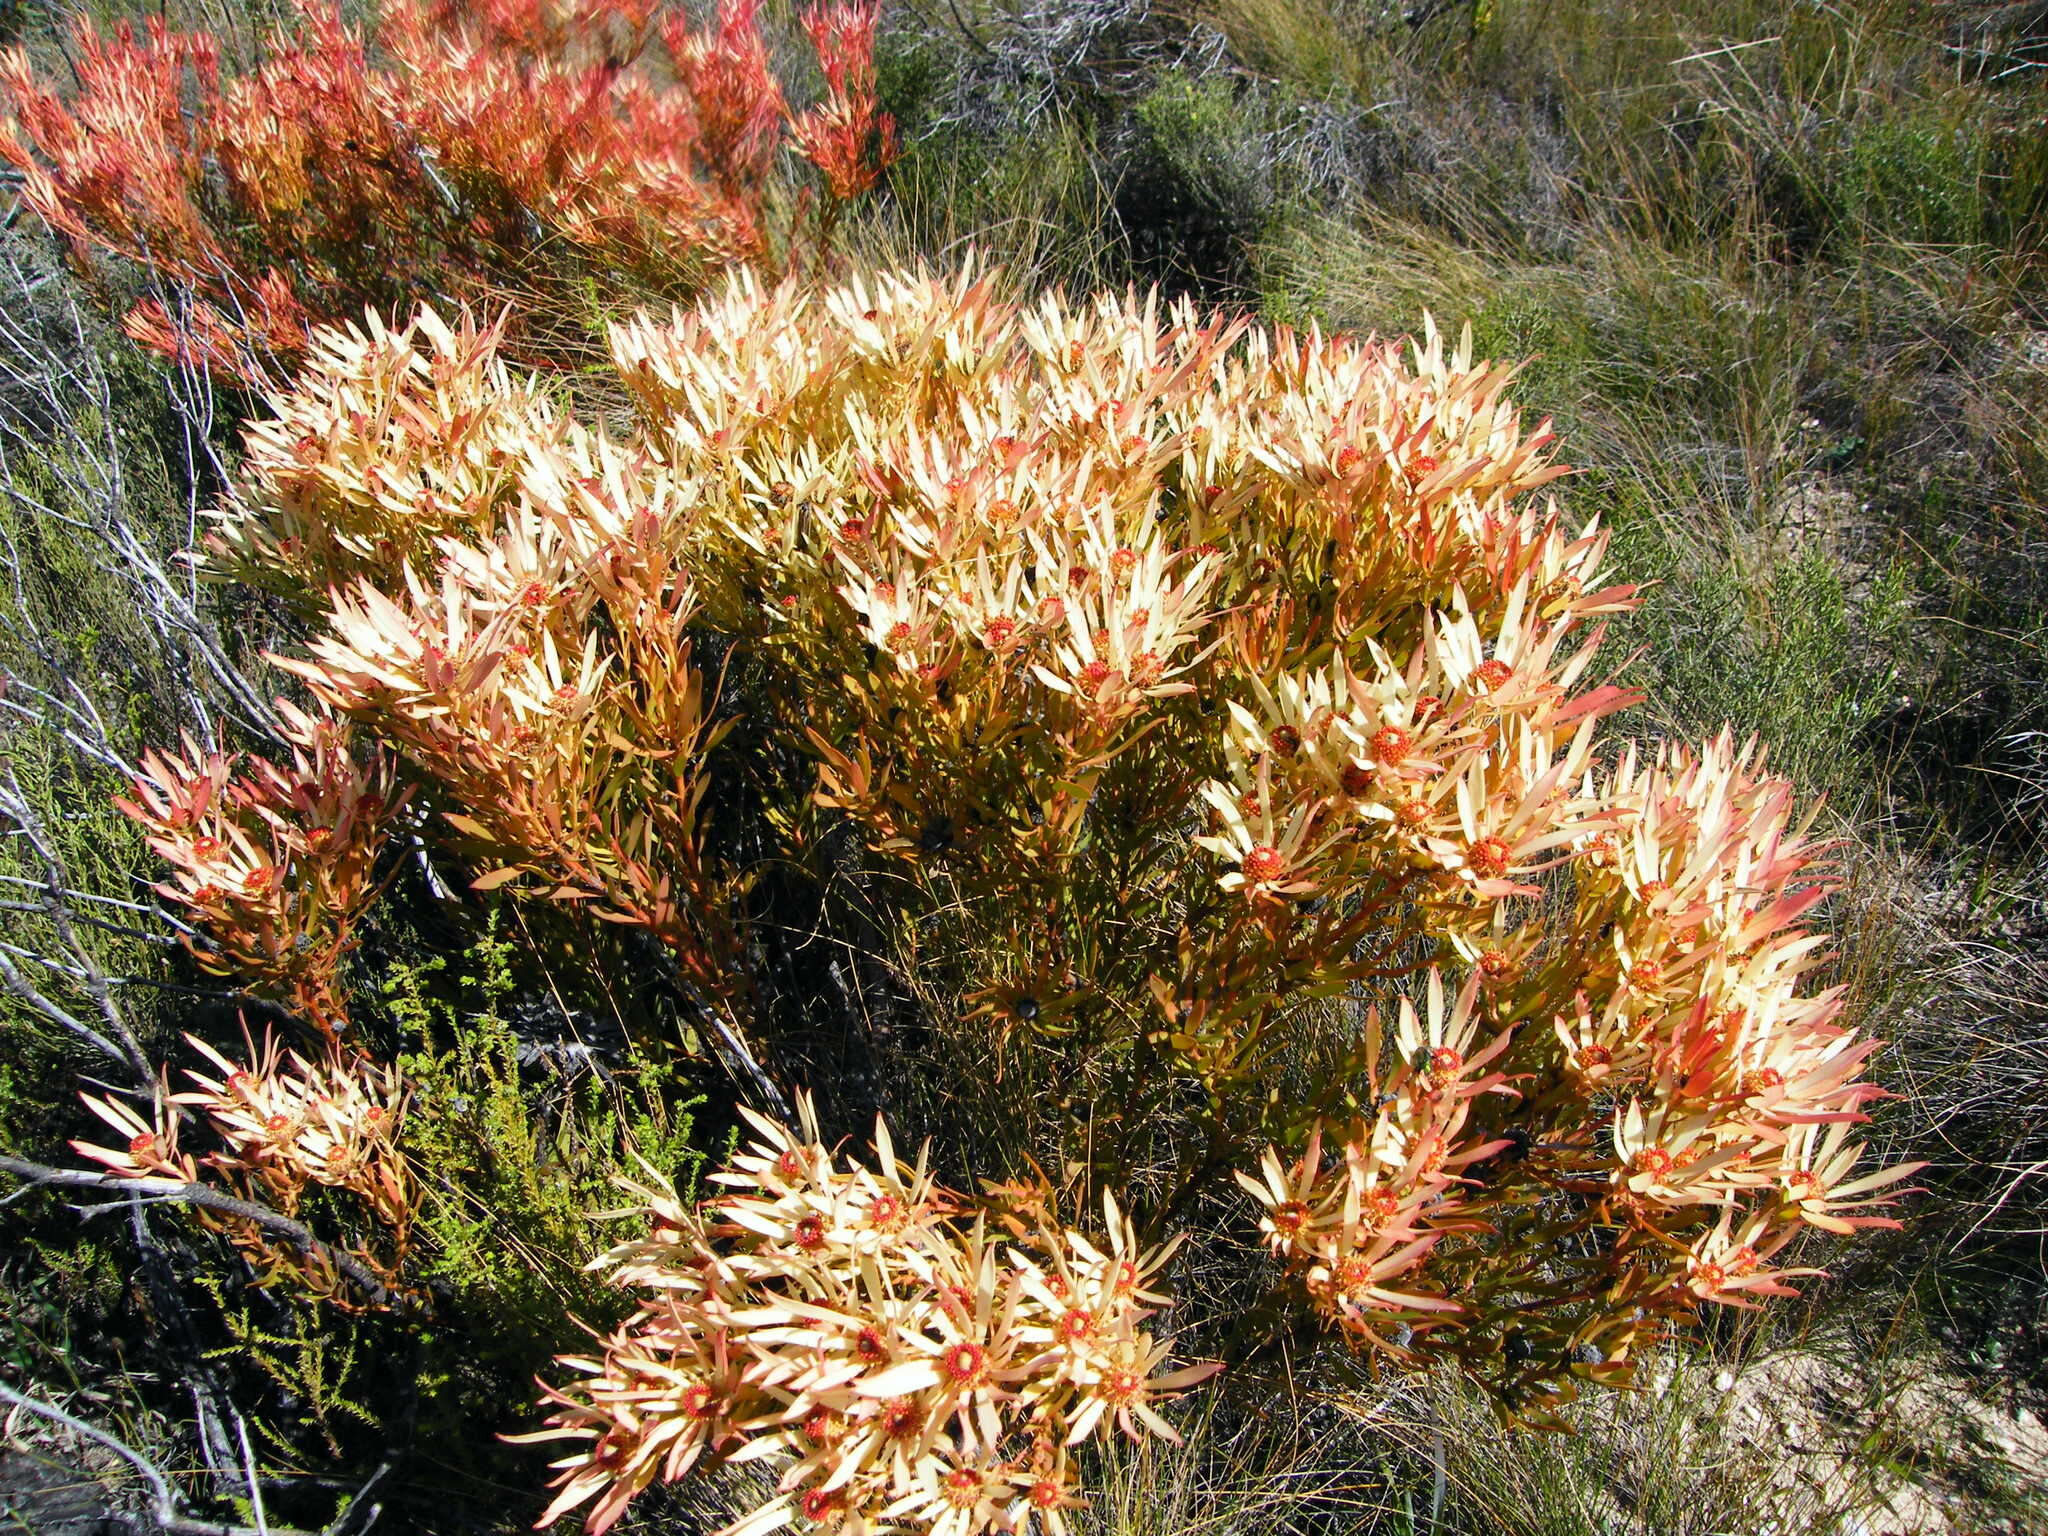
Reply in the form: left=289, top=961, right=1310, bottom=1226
left=0, top=947, right=150, bottom=1079
left=0, top=1155, right=408, bottom=1311
left=0, top=241, right=281, bottom=750
left=0, top=898, right=182, bottom=944
left=0, top=1380, right=326, bottom=1536
left=681, top=980, right=796, bottom=1129
left=0, top=772, right=156, bottom=1083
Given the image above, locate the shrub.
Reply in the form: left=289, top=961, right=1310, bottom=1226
left=114, top=701, right=410, bottom=1036
left=67, top=263, right=1923, bottom=1531
left=516, top=1100, right=1216, bottom=1535
left=73, top=1026, right=416, bottom=1304
left=0, top=0, right=897, bottom=380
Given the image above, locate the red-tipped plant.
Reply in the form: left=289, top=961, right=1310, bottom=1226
left=1, top=0, right=898, bottom=380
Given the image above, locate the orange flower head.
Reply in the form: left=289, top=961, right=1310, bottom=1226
left=943, top=1468, right=984, bottom=1510
left=1241, top=845, right=1286, bottom=885
left=802, top=1488, right=845, bottom=1524
left=1102, top=1367, right=1143, bottom=1403
left=942, top=1340, right=988, bottom=1387
left=1335, top=1253, right=1375, bottom=1291
left=1466, top=838, right=1511, bottom=879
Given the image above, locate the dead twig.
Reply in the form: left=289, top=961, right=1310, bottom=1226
left=0, top=1155, right=409, bottom=1312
